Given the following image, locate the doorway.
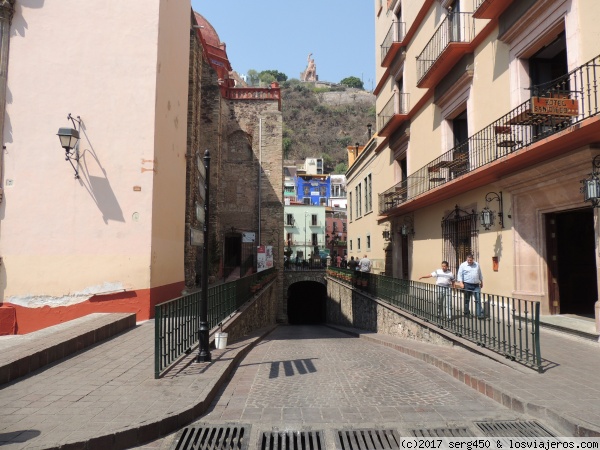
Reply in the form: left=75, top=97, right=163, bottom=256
left=224, top=235, right=242, bottom=280
left=546, top=209, right=597, bottom=316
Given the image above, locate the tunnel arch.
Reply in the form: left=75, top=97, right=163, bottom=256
left=286, top=280, right=327, bottom=324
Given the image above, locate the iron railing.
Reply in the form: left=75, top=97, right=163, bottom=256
left=380, top=54, right=600, bottom=214
left=417, top=12, right=475, bottom=83
left=381, top=21, right=407, bottom=62
left=154, top=267, right=276, bottom=378
left=377, top=91, right=410, bottom=132
left=327, top=267, right=542, bottom=371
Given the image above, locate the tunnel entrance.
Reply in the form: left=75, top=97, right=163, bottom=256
left=287, top=281, right=327, bottom=324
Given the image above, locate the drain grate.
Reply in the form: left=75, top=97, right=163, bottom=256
left=259, top=430, right=324, bottom=450
left=475, top=421, right=556, bottom=437
left=174, top=425, right=250, bottom=450
left=410, top=428, right=474, bottom=437
left=335, top=429, right=400, bottom=450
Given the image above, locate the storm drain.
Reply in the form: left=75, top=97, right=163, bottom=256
left=410, top=427, right=474, bottom=437
left=475, top=421, right=556, bottom=437
left=259, top=430, right=324, bottom=450
left=335, top=429, right=401, bottom=450
left=174, top=425, right=250, bottom=450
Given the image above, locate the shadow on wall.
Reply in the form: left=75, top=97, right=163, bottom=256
left=77, top=119, right=125, bottom=224
left=12, top=0, right=45, bottom=38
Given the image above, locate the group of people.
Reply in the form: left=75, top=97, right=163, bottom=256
left=419, top=253, right=483, bottom=320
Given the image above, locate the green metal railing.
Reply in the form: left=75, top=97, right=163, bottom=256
left=154, top=267, right=276, bottom=378
left=327, top=267, right=542, bottom=371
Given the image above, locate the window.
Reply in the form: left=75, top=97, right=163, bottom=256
left=356, top=184, right=362, bottom=217
left=312, top=233, right=318, bottom=246
left=349, top=192, right=353, bottom=221
left=350, top=240, right=353, bottom=251
left=284, top=186, right=295, bottom=194
left=303, top=185, right=310, bottom=196
left=357, top=238, right=361, bottom=250
left=364, top=174, right=372, bottom=213
left=332, top=185, right=340, bottom=197
left=367, top=235, right=371, bottom=250
left=286, top=233, right=293, bottom=245
left=333, top=222, right=338, bottom=232
left=311, top=214, right=317, bottom=226
left=303, top=198, right=311, bottom=205
left=320, top=185, right=326, bottom=196
left=343, top=222, right=347, bottom=233
left=286, top=214, right=294, bottom=226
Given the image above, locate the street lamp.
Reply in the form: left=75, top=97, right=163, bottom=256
left=304, top=210, right=308, bottom=266
left=197, top=149, right=212, bottom=363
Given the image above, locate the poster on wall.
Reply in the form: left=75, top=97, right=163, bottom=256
left=257, top=245, right=273, bottom=272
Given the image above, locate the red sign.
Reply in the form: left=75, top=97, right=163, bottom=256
left=531, top=97, right=578, bottom=117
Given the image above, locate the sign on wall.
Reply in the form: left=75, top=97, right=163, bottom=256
left=257, top=245, right=273, bottom=272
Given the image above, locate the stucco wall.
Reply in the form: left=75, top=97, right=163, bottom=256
left=2, top=1, right=168, bottom=306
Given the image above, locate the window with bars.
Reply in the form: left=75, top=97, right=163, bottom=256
left=441, top=206, right=479, bottom=275
left=364, top=174, right=372, bottom=213
left=286, top=214, right=294, bottom=226
left=311, top=214, right=317, bottom=226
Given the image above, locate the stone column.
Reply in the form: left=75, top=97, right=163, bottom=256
left=0, top=0, right=14, bottom=204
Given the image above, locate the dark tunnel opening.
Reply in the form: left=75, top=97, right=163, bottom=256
left=287, top=281, right=327, bottom=324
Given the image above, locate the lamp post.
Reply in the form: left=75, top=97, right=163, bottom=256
left=304, top=210, right=308, bottom=265
left=197, top=149, right=211, bottom=363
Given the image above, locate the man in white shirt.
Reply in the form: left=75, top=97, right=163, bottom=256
left=358, top=255, right=372, bottom=273
left=419, top=261, right=455, bottom=319
left=456, top=253, right=484, bottom=318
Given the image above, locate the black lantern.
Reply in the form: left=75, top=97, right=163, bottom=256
left=480, top=191, right=504, bottom=230
left=56, top=114, right=82, bottom=179
left=581, top=156, right=600, bottom=207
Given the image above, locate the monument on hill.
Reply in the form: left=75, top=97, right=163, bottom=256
left=301, top=53, right=318, bottom=82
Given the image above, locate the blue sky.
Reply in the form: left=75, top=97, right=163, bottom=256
left=190, top=1, right=376, bottom=89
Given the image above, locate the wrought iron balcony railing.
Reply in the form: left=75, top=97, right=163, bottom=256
left=377, top=91, right=410, bottom=135
left=417, top=12, right=475, bottom=84
left=380, top=54, right=600, bottom=215
left=473, top=0, right=513, bottom=19
left=381, top=21, right=406, bottom=64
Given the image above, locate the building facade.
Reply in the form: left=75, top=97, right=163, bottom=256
left=0, top=3, right=282, bottom=334
left=370, top=0, right=600, bottom=327
left=284, top=205, right=327, bottom=263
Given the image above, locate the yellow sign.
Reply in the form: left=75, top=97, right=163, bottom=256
left=531, top=97, right=579, bottom=117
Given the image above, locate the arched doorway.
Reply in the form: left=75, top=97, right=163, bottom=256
left=287, top=281, right=327, bottom=324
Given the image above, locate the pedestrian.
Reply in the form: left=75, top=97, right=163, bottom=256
left=419, top=261, right=455, bottom=319
left=336, top=254, right=342, bottom=268
left=358, top=254, right=372, bottom=273
left=347, top=256, right=358, bottom=271
left=456, top=253, right=484, bottom=318
left=340, top=256, right=347, bottom=269
left=295, top=254, right=299, bottom=270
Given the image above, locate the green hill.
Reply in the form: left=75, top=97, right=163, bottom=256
left=280, top=79, right=376, bottom=173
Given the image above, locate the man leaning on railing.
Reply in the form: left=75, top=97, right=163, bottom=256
left=419, top=260, right=455, bottom=319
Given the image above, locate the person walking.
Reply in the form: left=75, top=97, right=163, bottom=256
left=358, top=254, right=372, bottom=273
left=456, top=253, right=484, bottom=318
left=347, top=256, right=358, bottom=271
left=419, top=261, right=455, bottom=319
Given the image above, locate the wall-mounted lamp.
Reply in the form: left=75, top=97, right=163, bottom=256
left=354, top=142, right=359, bottom=158
left=56, top=114, right=81, bottom=179
left=581, top=155, right=600, bottom=207
left=480, top=191, right=504, bottom=230
left=400, top=215, right=414, bottom=236
left=382, top=229, right=391, bottom=241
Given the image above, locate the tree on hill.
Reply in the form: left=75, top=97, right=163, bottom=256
left=247, top=69, right=259, bottom=86
left=340, top=76, right=364, bottom=89
left=260, top=70, right=288, bottom=82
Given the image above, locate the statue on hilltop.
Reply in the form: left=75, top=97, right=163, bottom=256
left=301, top=53, right=318, bottom=82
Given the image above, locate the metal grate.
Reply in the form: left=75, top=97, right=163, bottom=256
left=260, top=431, right=324, bottom=450
left=174, top=425, right=250, bottom=450
left=475, top=421, right=556, bottom=437
left=335, top=429, right=400, bottom=450
left=411, top=428, right=474, bottom=437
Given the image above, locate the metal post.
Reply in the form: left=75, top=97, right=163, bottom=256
left=197, top=149, right=212, bottom=363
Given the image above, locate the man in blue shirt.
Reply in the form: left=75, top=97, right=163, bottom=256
left=456, top=253, right=484, bottom=318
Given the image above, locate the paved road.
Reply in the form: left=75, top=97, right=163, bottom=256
left=138, top=325, right=545, bottom=449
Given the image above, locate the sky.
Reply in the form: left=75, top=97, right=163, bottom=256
left=190, top=1, right=376, bottom=89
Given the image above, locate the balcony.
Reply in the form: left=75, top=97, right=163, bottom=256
left=379, top=54, right=600, bottom=215
left=416, top=12, right=475, bottom=88
left=377, top=91, right=410, bottom=137
left=381, top=21, right=407, bottom=67
left=473, top=0, right=514, bottom=19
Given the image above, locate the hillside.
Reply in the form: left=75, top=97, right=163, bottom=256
left=280, top=80, right=376, bottom=173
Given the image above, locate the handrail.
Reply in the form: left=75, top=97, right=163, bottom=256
left=417, top=12, right=475, bottom=83
left=154, top=267, right=276, bottom=378
left=381, top=21, right=407, bottom=62
left=380, top=54, right=600, bottom=214
left=327, top=267, right=542, bottom=371
left=377, top=91, right=410, bottom=132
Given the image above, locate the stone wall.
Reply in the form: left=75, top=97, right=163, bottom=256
left=326, top=278, right=454, bottom=347
left=220, top=280, right=279, bottom=344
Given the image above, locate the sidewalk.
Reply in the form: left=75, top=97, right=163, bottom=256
left=0, top=318, right=599, bottom=449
